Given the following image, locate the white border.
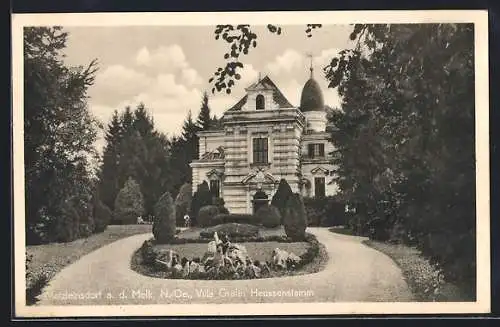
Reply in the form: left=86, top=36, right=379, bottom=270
left=12, top=10, right=490, bottom=317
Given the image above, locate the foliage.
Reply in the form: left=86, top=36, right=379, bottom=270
left=212, top=197, right=229, bottom=214
left=197, top=205, right=220, bottom=227
left=92, top=190, right=112, bottom=233
left=190, top=181, right=212, bottom=224
left=271, top=179, right=294, bottom=221
left=303, top=197, right=346, bottom=227
left=256, top=204, right=281, bottom=228
left=283, top=193, right=307, bottom=241
left=153, top=192, right=177, bottom=243
left=199, top=223, right=259, bottom=238
left=97, top=104, right=172, bottom=217
left=113, top=177, right=145, bottom=224
left=24, top=26, right=100, bottom=245
left=208, top=24, right=322, bottom=94
left=215, top=213, right=258, bottom=225
left=325, top=24, right=476, bottom=295
left=175, top=183, right=192, bottom=226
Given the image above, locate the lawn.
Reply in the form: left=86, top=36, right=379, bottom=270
left=26, top=224, right=152, bottom=304
left=364, top=240, right=470, bottom=302
left=154, top=241, right=309, bottom=263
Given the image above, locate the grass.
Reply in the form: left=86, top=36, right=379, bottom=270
left=26, top=224, right=152, bottom=305
left=363, top=240, right=470, bottom=302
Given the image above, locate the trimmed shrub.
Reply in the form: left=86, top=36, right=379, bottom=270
left=199, top=223, right=259, bottom=238
left=114, top=177, right=145, bottom=224
left=153, top=191, right=176, bottom=243
left=271, top=179, right=293, bottom=220
left=197, top=205, right=220, bottom=227
left=175, top=183, right=192, bottom=226
left=190, top=181, right=212, bottom=225
left=283, top=193, right=307, bottom=241
left=256, top=204, right=281, bottom=228
left=213, top=197, right=229, bottom=214
left=93, top=194, right=112, bottom=233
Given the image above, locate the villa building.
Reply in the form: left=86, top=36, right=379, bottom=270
left=190, top=66, right=338, bottom=214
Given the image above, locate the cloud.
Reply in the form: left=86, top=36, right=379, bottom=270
left=181, top=67, right=203, bottom=86
left=135, top=44, right=188, bottom=71
left=266, top=49, right=304, bottom=75
left=92, top=65, right=152, bottom=104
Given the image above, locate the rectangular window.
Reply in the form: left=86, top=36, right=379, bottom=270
left=314, top=177, right=326, bottom=198
left=308, top=143, right=325, bottom=158
left=210, top=180, right=220, bottom=198
left=253, top=138, right=268, bottom=164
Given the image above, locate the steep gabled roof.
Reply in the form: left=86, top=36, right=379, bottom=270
left=227, top=75, right=294, bottom=112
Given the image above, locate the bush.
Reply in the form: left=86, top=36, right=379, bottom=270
left=303, top=197, right=347, bottom=227
left=190, top=181, right=212, bottom=225
left=93, top=194, right=112, bottom=233
left=213, top=197, right=229, bottom=214
left=215, top=213, right=258, bottom=225
left=153, top=192, right=176, bottom=243
left=197, top=205, right=220, bottom=227
left=54, top=200, right=80, bottom=242
left=114, top=177, right=145, bottom=224
left=256, top=204, right=281, bottom=228
left=283, top=193, right=307, bottom=241
left=175, top=183, right=192, bottom=226
left=199, top=223, right=259, bottom=238
left=271, top=179, right=293, bottom=221
left=139, top=239, right=158, bottom=265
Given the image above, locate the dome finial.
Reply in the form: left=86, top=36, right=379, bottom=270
left=306, top=52, right=313, bottom=78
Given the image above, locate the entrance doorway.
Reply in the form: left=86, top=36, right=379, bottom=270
left=252, top=190, right=269, bottom=214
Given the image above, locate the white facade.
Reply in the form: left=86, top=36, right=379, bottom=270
left=190, top=75, right=338, bottom=214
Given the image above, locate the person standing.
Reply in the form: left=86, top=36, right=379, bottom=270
left=183, top=214, right=191, bottom=228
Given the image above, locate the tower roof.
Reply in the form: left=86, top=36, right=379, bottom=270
left=300, top=77, right=325, bottom=112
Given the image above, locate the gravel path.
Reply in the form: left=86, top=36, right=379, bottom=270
left=36, top=228, right=413, bottom=305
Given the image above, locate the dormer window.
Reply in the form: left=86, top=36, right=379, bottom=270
left=256, top=94, right=265, bottom=110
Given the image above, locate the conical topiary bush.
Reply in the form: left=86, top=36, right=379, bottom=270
left=153, top=191, right=176, bottom=243
left=283, top=193, right=307, bottom=241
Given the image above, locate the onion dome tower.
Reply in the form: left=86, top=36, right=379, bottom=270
left=299, top=56, right=327, bottom=132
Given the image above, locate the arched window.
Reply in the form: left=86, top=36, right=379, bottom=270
left=256, top=94, right=265, bottom=110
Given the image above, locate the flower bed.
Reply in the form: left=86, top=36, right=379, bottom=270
left=131, top=233, right=325, bottom=280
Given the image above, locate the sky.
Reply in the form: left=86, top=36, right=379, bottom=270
left=61, top=25, right=355, bottom=151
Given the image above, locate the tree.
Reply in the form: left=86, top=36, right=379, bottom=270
left=114, top=177, right=145, bottom=224
left=271, top=179, right=293, bottom=220
left=190, top=181, right=212, bottom=225
left=98, top=110, right=123, bottom=211
left=283, top=193, right=307, bottom=241
left=24, top=26, right=99, bottom=244
left=169, top=110, right=200, bottom=194
left=196, top=92, right=212, bottom=131
left=175, top=183, right=192, bottom=226
left=153, top=191, right=176, bottom=243
left=209, top=23, right=476, bottom=297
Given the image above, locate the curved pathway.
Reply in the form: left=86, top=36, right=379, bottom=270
left=36, top=228, right=413, bottom=305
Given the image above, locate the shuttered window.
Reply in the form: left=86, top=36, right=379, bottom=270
left=308, top=143, right=325, bottom=158
left=253, top=138, right=268, bottom=164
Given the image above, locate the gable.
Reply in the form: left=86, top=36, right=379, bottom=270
left=227, top=76, right=294, bottom=112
